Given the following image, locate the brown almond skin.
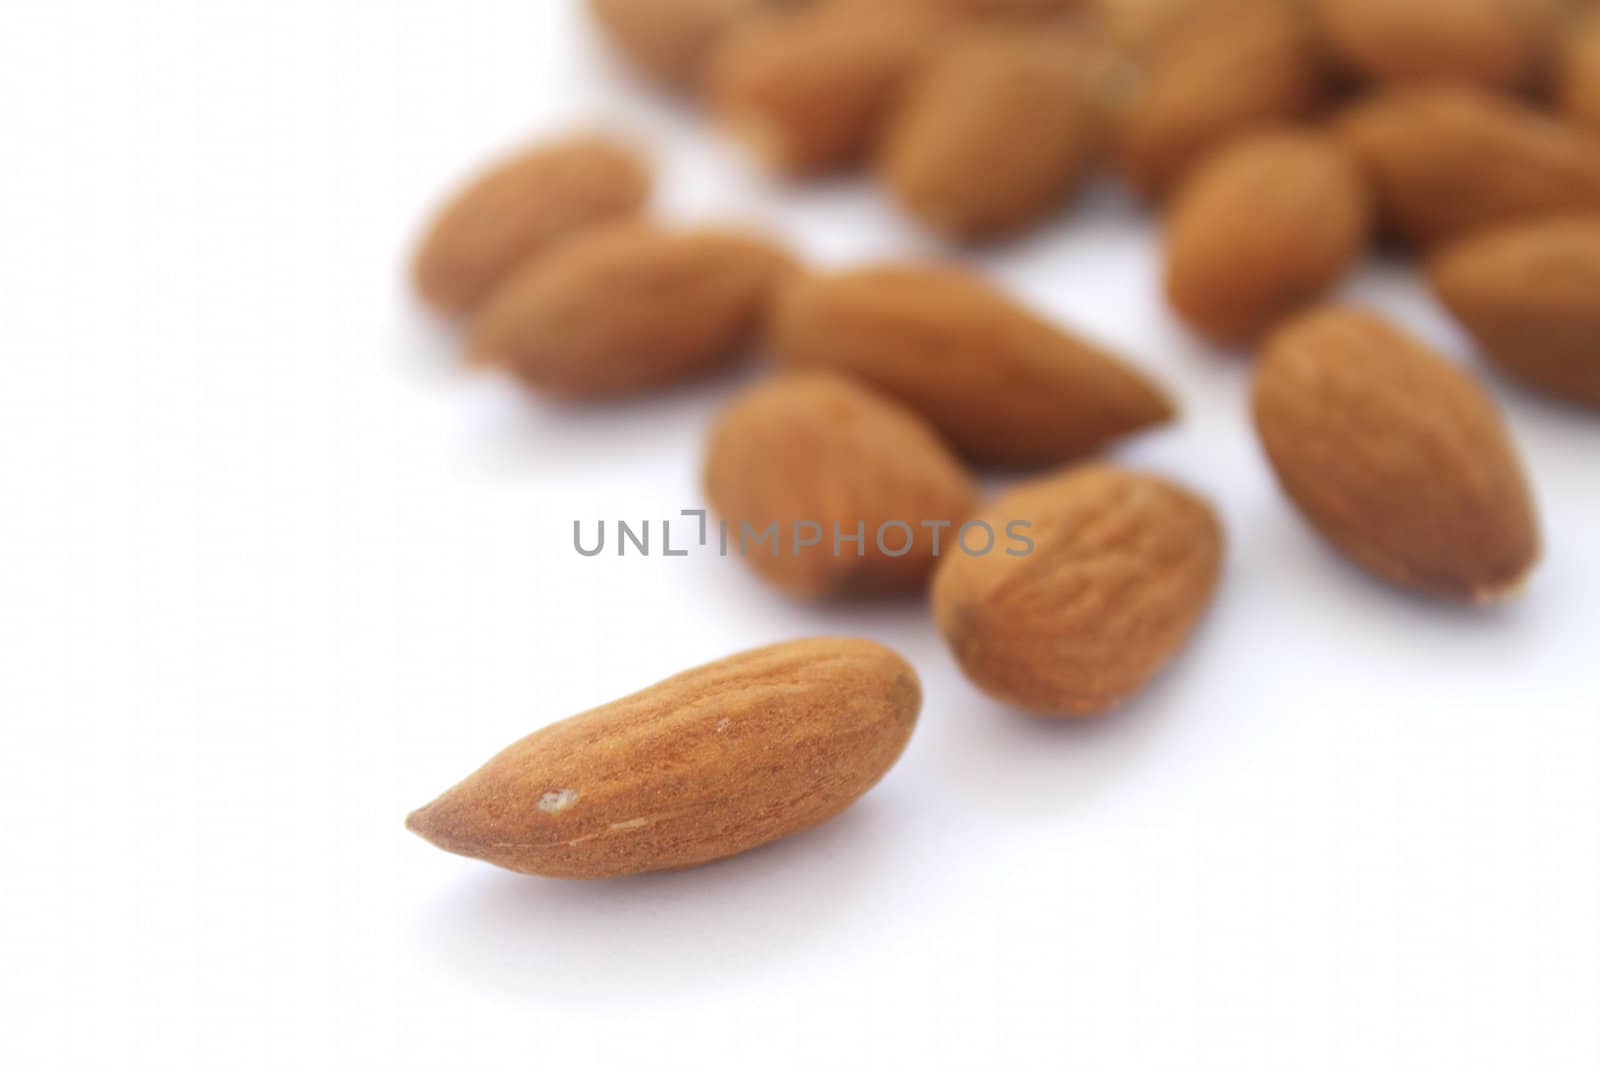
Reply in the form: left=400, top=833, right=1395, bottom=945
left=1337, top=85, right=1600, bottom=247
left=1165, top=128, right=1372, bottom=345
left=588, top=0, right=774, bottom=90
left=406, top=637, right=921, bottom=879
left=1558, top=15, right=1600, bottom=135
left=468, top=224, right=797, bottom=399
left=772, top=264, right=1176, bottom=467
left=705, top=5, right=955, bottom=175
left=1309, top=0, right=1560, bottom=90
left=704, top=372, right=980, bottom=598
left=931, top=464, right=1224, bottom=717
left=1114, top=0, right=1327, bottom=199
left=1429, top=217, right=1600, bottom=411
left=411, top=135, right=650, bottom=316
left=879, top=29, right=1108, bottom=241
left=1253, top=306, right=1541, bottom=601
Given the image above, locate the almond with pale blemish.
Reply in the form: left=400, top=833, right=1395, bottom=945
left=1114, top=0, right=1327, bottom=199
left=931, top=464, right=1224, bottom=716
left=1165, top=128, right=1372, bottom=345
left=468, top=223, right=796, bottom=398
left=880, top=28, right=1112, bottom=241
left=772, top=263, right=1175, bottom=466
left=704, top=371, right=980, bottom=598
left=405, top=637, right=921, bottom=878
left=411, top=134, right=650, bottom=315
left=587, top=0, right=777, bottom=89
left=1429, top=216, right=1600, bottom=411
left=1252, top=306, right=1541, bottom=601
left=705, top=4, right=955, bottom=175
left=1309, top=0, right=1561, bottom=90
left=1337, top=84, right=1600, bottom=246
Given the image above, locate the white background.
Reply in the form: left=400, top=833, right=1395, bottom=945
left=1, top=2, right=1597, bottom=1064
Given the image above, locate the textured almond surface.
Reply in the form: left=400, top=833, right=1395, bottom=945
left=1309, top=0, right=1559, bottom=90
left=406, top=637, right=921, bottom=878
left=1337, top=85, right=1600, bottom=246
left=588, top=0, right=772, bottom=89
left=932, top=464, right=1224, bottom=716
left=1165, top=128, right=1371, bottom=345
left=772, top=264, right=1174, bottom=466
left=1559, top=16, right=1600, bottom=135
left=411, top=135, right=650, bottom=315
left=1114, top=0, right=1327, bottom=199
left=468, top=223, right=796, bottom=398
left=705, top=5, right=954, bottom=175
left=1429, top=217, right=1600, bottom=410
left=880, top=29, right=1108, bottom=241
left=1253, top=306, right=1541, bottom=600
left=704, top=372, right=980, bottom=598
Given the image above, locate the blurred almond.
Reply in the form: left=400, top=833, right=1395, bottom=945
left=1429, top=216, right=1600, bottom=410
left=1338, top=85, right=1600, bottom=246
left=704, top=371, right=980, bottom=598
left=1309, top=0, right=1560, bottom=90
left=1558, top=14, right=1600, bottom=135
left=1253, top=306, right=1540, bottom=601
left=1165, top=128, right=1372, bottom=345
left=931, top=464, right=1224, bottom=716
left=412, top=134, right=650, bottom=316
left=706, top=5, right=955, bottom=175
left=469, top=223, right=796, bottom=398
left=588, top=0, right=775, bottom=89
left=773, top=263, right=1175, bottom=466
left=1114, top=0, right=1327, bottom=199
left=407, top=637, right=920, bottom=879
left=880, top=28, right=1112, bottom=241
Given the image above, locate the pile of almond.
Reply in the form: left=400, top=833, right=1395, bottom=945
left=405, top=0, right=1597, bottom=879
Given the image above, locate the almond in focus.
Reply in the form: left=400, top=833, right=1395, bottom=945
left=468, top=223, right=796, bottom=398
left=1165, top=127, right=1372, bottom=345
left=406, top=637, right=920, bottom=879
left=1252, top=305, right=1541, bottom=601
left=931, top=464, right=1224, bottom=717
left=704, top=371, right=980, bottom=599
left=412, top=134, right=650, bottom=316
left=772, top=263, right=1175, bottom=466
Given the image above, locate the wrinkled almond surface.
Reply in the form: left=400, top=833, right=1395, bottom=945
left=1165, top=128, right=1372, bottom=345
left=406, top=637, right=921, bottom=878
left=412, top=134, right=650, bottom=315
left=1253, top=306, right=1541, bottom=600
left=880, top=28, right=1109, bottom=241
left=1429, top=216, right=1600, bottom=410
left=1337, top=85, right=1600, bottom=246
left=932, top=464, right=1224, bottom=716
left=468, top=223, right=796, bottom=398
left=772, top=264, right=1174, bottom=466
left=704, top=371, right=980, bottom=598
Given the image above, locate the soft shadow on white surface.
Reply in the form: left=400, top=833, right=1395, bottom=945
left=412, top=800, right=908, bottom=1003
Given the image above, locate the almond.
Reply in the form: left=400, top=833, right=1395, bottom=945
left=704, top=371, right=980, bottom=598
left=1114, top=0, right=1327, bottom=199
left=1429, top=216, right=1600, bottom=411
left=1337, top=85, right=1600, bottom=246
left=406, top=637, right=920, bottom=879
left=1165, top=128, right=1372, bottom=345
left=1558, top=14, right=1600, bottom=135
left=468, top=223, right=796, bottom=398
left=1252, top=306, right=1541, bottom=600
left=879, top=28, right=1110, bottom=241
left=1308, top=0, right=1560, bottom=90
left=772, top=263, right=1176, bottom=466
left=832, top=0, right=1081, bottom=19
left=931, top=464, right=1224, bottom=716
left=588, top=0, right=774, bottom=89
left=411, top=134, right=650, bottom=316
left=705, top=5, right=955, bottom=175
